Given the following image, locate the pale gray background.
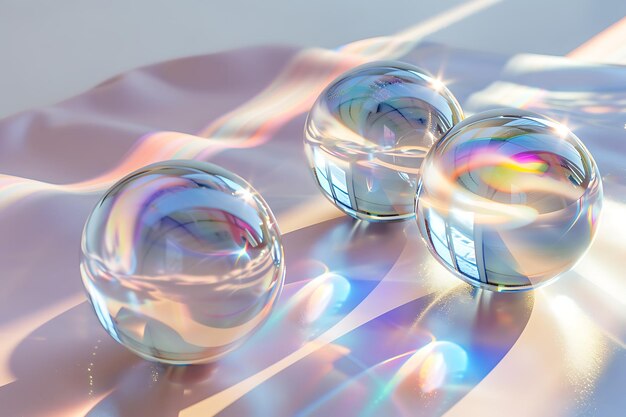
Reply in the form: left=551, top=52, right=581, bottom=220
left=2, top=0, right=625, bottom=118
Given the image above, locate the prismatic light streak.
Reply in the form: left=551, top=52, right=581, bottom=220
left=293, top=337, right=467, bottom=417
left=179, top=234, right=446, bottom=417
left=468, top=15, right=626, bottom=116
left=195, top=0, right=502, bottom=153
left=0, top=0, right=502, bottom=212
left=568, top=16, right=626, bottom=64
left=0, top=131, right=209, bottom=210
left=279, top=282, right=470, bottom=417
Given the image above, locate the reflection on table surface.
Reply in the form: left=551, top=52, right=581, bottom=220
left=0, top=18, right=625, bottom=417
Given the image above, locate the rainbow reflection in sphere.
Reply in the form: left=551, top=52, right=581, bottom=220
left=80, top=161, right=284, bottom=364
left=416, top=109, right=603, bottom=291
left=304, top=61, right=463, bottom=221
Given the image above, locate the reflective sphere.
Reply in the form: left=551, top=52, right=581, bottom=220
left=304, top=61, right=464, bottom=221
left=80, top=161, right=285, bottom=364
left=416, top=109, right=603, bottom=291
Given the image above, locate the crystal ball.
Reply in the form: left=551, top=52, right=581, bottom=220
left=80, top=160, right=285, bottom=364
left=416, top=109, right=603, bottom=291
left=304, top=61, right=464, bottom=221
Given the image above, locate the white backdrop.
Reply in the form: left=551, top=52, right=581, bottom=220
left=1, top=0, right=625, bottom=118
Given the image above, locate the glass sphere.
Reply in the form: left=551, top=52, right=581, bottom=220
left=304, top=61, right=464, bottom=221
left=416, top=109, right=603, bottom=292
left=80, top=160, right=285, bottom=364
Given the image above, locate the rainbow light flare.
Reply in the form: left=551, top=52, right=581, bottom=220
left=0, top=0, right=501, bottom=214
left=303, top=61, right=463, bottom=221
left=416, top=109, right=603, bottom=291
left=80, top=161, right=285, bottom=364
left=0, top=0, right=501, bottom=213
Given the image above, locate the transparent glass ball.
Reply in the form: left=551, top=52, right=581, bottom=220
left=80, top=160, right=285, bottom=364
left=304, top=61, right=464, bottom=221
left=416, top=109, right=603, bottom=292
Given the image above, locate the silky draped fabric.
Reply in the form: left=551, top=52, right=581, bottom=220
left=0, top=41, right=624, bottom=417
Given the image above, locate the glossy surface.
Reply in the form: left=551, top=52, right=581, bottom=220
left=80, top=161, right=285, bottom=364
left=304, top=61, right=464, bottom=221
left=1, top=40, right=626, bottom=417
left=416, top=109, right=603, bottom=291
